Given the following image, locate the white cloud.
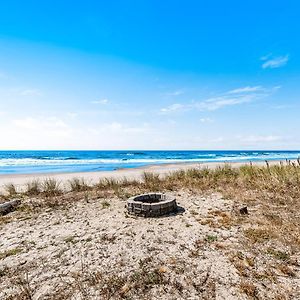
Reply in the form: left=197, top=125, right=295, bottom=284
left=13, top=117, right=69, bottom=132
left=164, top=90, right=184, bottom=97
left=93, top=122, right=149, bottom=134
left=166, top=119, right=177, bottom=125
left=195, top=94, right=256, bottom=111
left=261, top=54, right=289, bottom=69
left=200, top=117, right=214, bottom=123
left=19, top=89, right=42, bottom=96
left=209, top=137, right=225, bottom=143
left=0, top=118, right=153, bottom=150
left=67, top=112, right=78, bottom=118
left=91, top=98, right=109, bottom=104
left=160, top=85, right=278, bottom=113
left=271, top=104, right=295, bottom=110
left=240, top=135, right=283, bottom=143
left=192, top=135, right=286, bottom=148
left=0, top=116, right=73, bottom=149
left=227, top=86, right=263, bottom=94
left=160, top=103, right=185, bottom=113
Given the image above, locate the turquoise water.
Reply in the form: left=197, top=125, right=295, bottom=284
left=0, top=150, right=299, bottom=175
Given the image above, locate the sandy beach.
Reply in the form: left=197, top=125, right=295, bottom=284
left=0, top=160, right=290, bottom=192
left=1, top=159, right=300, bottom=299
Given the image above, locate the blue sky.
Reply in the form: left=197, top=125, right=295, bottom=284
left=0, top=0, right=299, bottom=150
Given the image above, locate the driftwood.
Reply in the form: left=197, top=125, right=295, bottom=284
left=0, top=199, right=21, bottom=216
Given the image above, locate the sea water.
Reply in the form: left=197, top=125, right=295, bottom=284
left=0, top=150, right=299, bottom=175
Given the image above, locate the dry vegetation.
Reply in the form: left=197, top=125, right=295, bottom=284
left=0, top=161, right=300, bottom=299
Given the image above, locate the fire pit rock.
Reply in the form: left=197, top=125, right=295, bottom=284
left=126, top=193, right=177, bottom=217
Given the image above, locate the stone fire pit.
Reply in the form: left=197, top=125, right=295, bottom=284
left=126, top=193, right=177, bottom=217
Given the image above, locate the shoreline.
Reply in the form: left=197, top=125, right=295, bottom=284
left=0, top=159, right=292, bottom=191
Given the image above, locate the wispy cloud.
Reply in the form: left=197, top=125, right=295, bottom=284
left=200, top=117, right=214, bottom=123
left=160, top=103, right=185, bottom=113
left=203, top=135, right=285, bottom=147
left=13, top=117, right=68, bottom=130
left=67, top=112, right=78, bottom=118
left=261, top=54, right=289, bottom=69
left=271, top=104, right=296, bottom=110
left=160, top=85, right=277, bottom=114
left=19, top=89, right=42, bottom=96
left=11, top=116, right=71, bottom=141
left=194, top=94, right=256, bottom=111
left=164, top=90, right=184, bottom=97
left=88, top=122, right=149, bottom=135
left=227, top=86, right=264, bottom=94
left=91, top=98, right=109, bottom=104
left=240, top=135, right=283, bottom=143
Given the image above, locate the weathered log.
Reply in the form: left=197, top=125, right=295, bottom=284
left=0, top=199, right=21, bottom=216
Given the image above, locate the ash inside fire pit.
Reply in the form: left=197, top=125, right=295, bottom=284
left=126, top=193, right=177, bottom=217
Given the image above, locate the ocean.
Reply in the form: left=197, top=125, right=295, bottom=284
left=0, top=150, right=299, bottom=175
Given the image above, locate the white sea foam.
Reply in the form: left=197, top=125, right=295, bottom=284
left=0, top=153, right=299, bottom=167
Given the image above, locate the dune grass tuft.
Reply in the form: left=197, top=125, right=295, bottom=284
left=0, top=247, right=23, bottom=260
left=68, top=178, right=91, bottom=192
left=4, top=183, right=18, bottom=197
left=142, top=172, right=161, bottom=190
left=25, top=180, right=42, bottom=196
left=42, top=178, right=62, bottom=197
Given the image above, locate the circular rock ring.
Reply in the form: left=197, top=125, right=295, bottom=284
left=126, top=193, right=177, bottom=217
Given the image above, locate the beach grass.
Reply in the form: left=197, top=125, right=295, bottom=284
left=2, top=161, right=300, bottom=249
left=3, top=183, right=18, bottom=197
left=42, top=178, right=62, bottom=197
left=68, top=177, right=91, bottom=192
left=1, top=160, right=299, bottom=299
left=25, top=180, right=42, bottom=196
